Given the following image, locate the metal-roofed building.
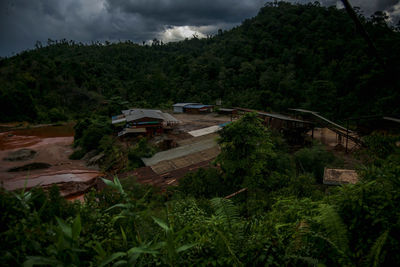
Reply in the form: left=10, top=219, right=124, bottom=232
left=125, top=109, right=164, bottom=123
left=183, top=104, right=214, bottom=113
left=172, top=103, right=214, bottom=113
left=172, top=103, right=198, bottom=113
left=112, top=108, right=180, bottom=137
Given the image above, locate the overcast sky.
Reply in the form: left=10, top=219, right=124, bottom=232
left=1, top=0, right=399, bottom=57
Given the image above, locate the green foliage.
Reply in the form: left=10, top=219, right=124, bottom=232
left=315, top=204, right=351, bottom=265
left=127, top=138, right=156, bottom=169
left=294, top=144, right=335, bottom=182
left=73, top=116, right=112, bottom=151
left=363, top=133, right=399, bottom=160
left=177, top=168, right=228, bottom=198
left=69, top=148, right=86, bottom=160
left=80, top=121, right=112, bottom=151
left=216, top=113, right=276, bottom=188
left=2, top=144, right=400, bottom=266
left=48, top=107, right=68, bottom=123
left=2, top=2, right=400, bottom=122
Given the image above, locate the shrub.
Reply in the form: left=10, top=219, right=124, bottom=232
left=363, top=133, right=399, bottom=159
left=294, top=144, right=335, bottom=182
left=128, top=138, right=156, bottom=169
left=69, top=149, right=86, bottom=160
left=177, top=168, right=228, bottom=198
left=48, top=107, right=68, bottom=122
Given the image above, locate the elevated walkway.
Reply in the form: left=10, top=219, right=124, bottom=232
left=290, top=108, right=363, bottom=147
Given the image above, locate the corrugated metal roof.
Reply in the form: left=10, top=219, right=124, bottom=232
left=184, top=104, right=213, bottom=109
left=173, top=103, right=198, bottom=107
left=120, top=109, right=179, bottom=124
left=126, top=109, right=165, bottom=122
left=219, top=108, right=236, bottom=112
left=112, top=118, right=127, bottom=124
left=160, top=113, right=180, bottom=123
left=118, top=128, right=147, bottom=136
left=114, top=109, right=179, bottom=124
left=123, top=108, right=162, bottom=115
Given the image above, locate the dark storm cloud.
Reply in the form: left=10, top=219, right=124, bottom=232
left=0, top=0, right=399, bottom=57
left=105, top=0, right=265, bottom=25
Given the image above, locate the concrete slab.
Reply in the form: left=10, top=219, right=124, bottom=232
left=189, top=125, right=221, bottom=137
left=323, top=168, right=358, bottom=185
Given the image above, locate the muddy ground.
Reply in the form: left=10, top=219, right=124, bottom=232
left=0, top=124, right=100, bottom=196
left=0, top=114, right=232, bottom=196
left=173, top=113, right=233, bottom=132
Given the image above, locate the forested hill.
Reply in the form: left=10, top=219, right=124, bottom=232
left=1, top=2, right=400, bottom=122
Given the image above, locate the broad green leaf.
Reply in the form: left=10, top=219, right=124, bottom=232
left=106, top=203, right=130, bottom=212
left=56, top=217, right=72, bottom=239
left=99, top=252, right=126, bottom=267
left=93, top=241, right=106, bottom=258
left=102, top=178, right=117, bottom=188
left=120, top=226, right=127, bottom=247
left=127, top=247, right=159, bottom=255
left=152, top=217, right=169, bottom=232
left=23, top=256, right=61, bottom=267
left=113, top=260, right=128, bottom=266
left=72, top=215, right=82, bottom=241
left=176, top=243, right=196, bottom=253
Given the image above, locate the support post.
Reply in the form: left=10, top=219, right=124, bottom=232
left=346, top=119, right=349, bottom=153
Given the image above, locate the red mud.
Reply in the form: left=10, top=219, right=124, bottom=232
left=0, top=123, right=74, bottom=150
left=0, top=124, right=101, bottom=196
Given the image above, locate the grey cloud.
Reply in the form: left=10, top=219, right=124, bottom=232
left=105, top=0, right=265, bottom=25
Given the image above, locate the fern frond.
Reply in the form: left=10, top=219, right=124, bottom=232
left=210, top=197, right=240, bottom=228
left=366, top=230, right=389, bottom=267
left=285, top=255, right=319, bottom=266
left=316, top=204, right=350, bottom=258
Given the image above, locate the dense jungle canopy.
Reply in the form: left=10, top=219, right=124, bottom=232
left=1, top=2, right=400, bottom=122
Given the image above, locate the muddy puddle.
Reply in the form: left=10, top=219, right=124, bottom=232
left=0, top=123, right=101, bottom=198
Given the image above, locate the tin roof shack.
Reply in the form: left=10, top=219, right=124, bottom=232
left=112, top=109, right=179, bottom=137
left=173, top=103, right=198, bottom=113
left=172, top=103, right=214, bottom=113
left=184, top=104, right=214, bottom=114
left=236, top=107, right=314, bottom=145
